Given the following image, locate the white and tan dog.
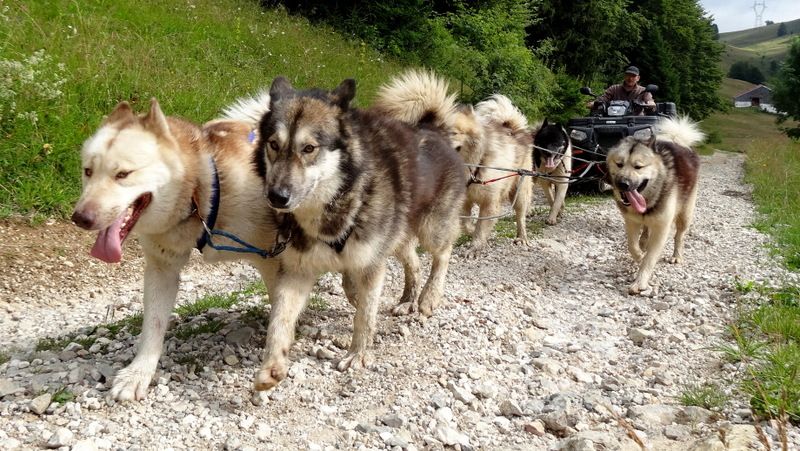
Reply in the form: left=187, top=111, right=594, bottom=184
left=72, top=93, right=279, bottom=401
left=606, top=116, right=704, bottom=295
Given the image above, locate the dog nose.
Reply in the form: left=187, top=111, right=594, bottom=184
left=71, top=209, right=95, bottom=229
left=616, top=179, right=631, bottom=192
left=267, top=188, right=291, bottom=209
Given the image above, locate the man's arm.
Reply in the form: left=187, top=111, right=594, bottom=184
left=586, top=85, right=616, bottom=108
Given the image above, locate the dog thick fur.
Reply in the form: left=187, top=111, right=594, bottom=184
left=532, top=120, right=573, bottom=225
left=374, top=70, right=533, bottom=256
left=72, top=94, right=277, bottom=401
left=252, top=77, right=466, bottom=391
left=453, top=95, right=534, bottom=255
left=606, top=116, right=704, bottom=295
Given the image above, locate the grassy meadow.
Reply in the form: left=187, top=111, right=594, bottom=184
left=0, top=0, right=404, bottom=220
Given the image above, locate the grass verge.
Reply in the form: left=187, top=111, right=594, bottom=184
left=0, top=0, right=402, bottom=221
left=726, top=281, right=800, bottom=428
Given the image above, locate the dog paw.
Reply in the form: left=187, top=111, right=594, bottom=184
left=336, top=351, right=372, bottom=372
left=253, top=359, right=288, bottom=391
left=628, top=281, right=657, bottom=297
left=545, top=217, right=558, bottom=226
left=110, top=366, right=154, bottom=401
left=392, top=301, right=417, bottom=316
left=418, top=295, right=441, bottom=318
left=464, top=244, right=486, bottom=259
left=667, top=255, right=683, bottom=264
left=513, top=238, right=530, bottom=246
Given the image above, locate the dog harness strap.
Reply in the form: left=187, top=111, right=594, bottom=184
left=195, top=157, right=221, bottom=251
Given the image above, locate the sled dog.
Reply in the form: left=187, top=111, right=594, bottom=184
left=252, top=77, right=466, bottom=391
left=373, top=69, right=533, bottom=256
left=72, top=93, right=278, bottom=401
left=532, top=120, right=573, bottom=225
left=453, top=95, right=534, bottom=256
left=606, top=116, right=704, bottom=295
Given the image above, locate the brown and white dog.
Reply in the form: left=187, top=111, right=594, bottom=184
left=606, top=116, right=704, bottom=295
left=373, top=69, right=533, bottom=257
left=72, top=93, right=279, bottom=400
left=252, top=76, right=466, bottom=391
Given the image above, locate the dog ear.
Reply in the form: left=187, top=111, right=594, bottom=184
left=102, top=102, right=134, bottom=126
left=331, top=79, right=356, bottom=111
left=270, top=76, right=293, bottom=103
left=543, top=118, right=549, bottom=127
left=142, top=98, right=171, bottom=137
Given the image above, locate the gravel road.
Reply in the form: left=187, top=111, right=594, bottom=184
left=0, top=151, right=798, bottom=450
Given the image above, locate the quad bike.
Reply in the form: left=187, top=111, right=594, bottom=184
left=566, top=84, right=677, bottom=190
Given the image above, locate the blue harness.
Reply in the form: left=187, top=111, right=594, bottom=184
left=193, top=157, right=289, bottom=258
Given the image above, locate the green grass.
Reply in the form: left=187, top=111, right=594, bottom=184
left=717, top=19, right=800, bottom=77
left=173, top=319, right=225, bottom=340
left=719, top=19, right=800, bottom=48
left=51, top=387, right=75, bottom=405
left=697, top=107, right=793, bottom=154
left=35, top=335, right=95, bottom=352
left=0, top=0, right=404, bottom=220
left=679, top=382, right=729, bottom=410
left=727, top=283, right=800, bottom=423
left=307, top=294, right=329, bottom=311
left=744, top=138, right=800, bottom=269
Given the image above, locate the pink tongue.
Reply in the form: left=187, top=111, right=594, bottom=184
left=90, top=214, right=125, bottom=263
left=545, top=156, right=556, bottom=168
left=624, top=190, right=647, bottom=214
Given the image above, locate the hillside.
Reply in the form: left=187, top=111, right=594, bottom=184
left=719, top=18, right=800, bottom=47
left=717, top=18, right=799, bottom=79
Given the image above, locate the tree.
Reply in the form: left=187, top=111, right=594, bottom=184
left=525, top=0, right=645, bottom=82
left=778, top=23, right=788, bottom=37
left=625, top=0, right=725, bottom=119
left=728, top=61, right=766, bottom=84
left=772, top=36, right=800, bottom=139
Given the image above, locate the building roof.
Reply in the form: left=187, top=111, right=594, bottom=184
left=733, top=84, right=772, bottom=100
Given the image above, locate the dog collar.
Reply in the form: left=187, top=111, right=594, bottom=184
left=194, top=157, right=221, bottom=251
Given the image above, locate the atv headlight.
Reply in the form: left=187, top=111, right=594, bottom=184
left=607, top=105, right=627, bottom=116
left=633, top=128, right=653, bottom=140
left=569, top=129, right=588, bottom=141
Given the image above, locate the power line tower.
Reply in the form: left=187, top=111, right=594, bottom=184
left=753, top=0, right=766, bottom=28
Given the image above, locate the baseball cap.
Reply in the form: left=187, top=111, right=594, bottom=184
left=624, top=66, right=640, bottom=75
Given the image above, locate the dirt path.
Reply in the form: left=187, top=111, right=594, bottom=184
left=0, top=151, right=798, bottom=450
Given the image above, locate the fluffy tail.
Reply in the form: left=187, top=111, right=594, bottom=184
left=219, top=89, right=271, bottom=126
left=373, top=69, right=457, bottom=129
left=655, top=115, right=705, bottom=148
left=475, top=94, right=529, bottom=133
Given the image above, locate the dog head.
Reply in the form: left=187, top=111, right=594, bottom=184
left=72, top=99, right=187, bottom=263
left=533, top=119, right=570, bottom=169
left=449, top=104, right=484, bottom=166
left=256, top=77, right=355, bottom=213
left=606, top=135, right=665, bottom=214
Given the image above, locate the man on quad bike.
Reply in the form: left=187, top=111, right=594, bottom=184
left=586, top=66, right=656, bottom=116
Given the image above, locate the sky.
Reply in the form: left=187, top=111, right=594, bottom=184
left=699, top=0, right=800, bottom=32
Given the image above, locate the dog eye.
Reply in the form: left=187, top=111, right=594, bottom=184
left=616, top=162, right=624, bottom=168
left=268, top=140, right=279, bottom=151
left=633, top=164, right=644, bottom=169
left=84, top=168, right=93, bottom=177
left=115, top=171, right=131, bottom=180
left=302, top=144, right=316, bottom=154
